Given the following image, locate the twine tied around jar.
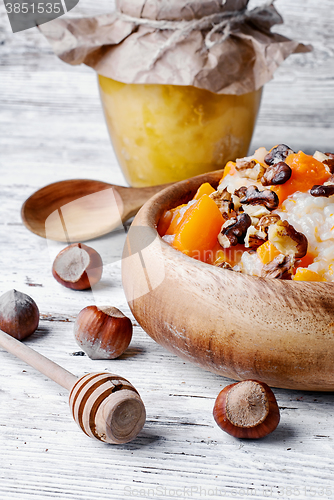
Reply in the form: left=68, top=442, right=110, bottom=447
left=113, top=1, right=280, bottom=71
left=39, top=0, right=311, bottom=95
left=115, top=10, right=239, bottom=48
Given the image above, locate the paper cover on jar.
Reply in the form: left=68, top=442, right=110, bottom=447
left=39, top=0, right=311, bottom=94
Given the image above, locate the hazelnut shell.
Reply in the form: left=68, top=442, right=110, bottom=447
left=0, top=289, right=39, bottom=340
left=213, top=380, right=280, bottom=439
left=74, top=305, right=133, bottom=359
left=52, top=243, right=102, bottom=290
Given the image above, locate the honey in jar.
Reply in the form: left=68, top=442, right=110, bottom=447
left=40, top=0, right=309, bottom=186
left=98, top=76, right=262, bottom=187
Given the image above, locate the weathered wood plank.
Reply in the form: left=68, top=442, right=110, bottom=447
left=1, top=0, right=334, bottom=498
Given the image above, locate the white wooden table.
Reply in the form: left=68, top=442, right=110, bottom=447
left=1, top=1, right=334, bottom=499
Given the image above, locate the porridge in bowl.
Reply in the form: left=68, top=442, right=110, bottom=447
left=159, top=145, right=334, bottom=282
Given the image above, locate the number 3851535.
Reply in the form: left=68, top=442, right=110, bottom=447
left=5, top=3, right=62, bottom=14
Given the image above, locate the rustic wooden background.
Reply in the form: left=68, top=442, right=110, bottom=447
left=1, top=1, right=334, bottom=499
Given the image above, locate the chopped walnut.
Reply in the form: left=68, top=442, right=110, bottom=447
left=325, top=174, right=334, bottom=185
left=232, top=187, right=247, bottom=210
left=235, top=158, right=266, bottom=181
left=231, top=194, right=242, bottom=212
left=314, top=151, right=334, bottom=174
left=210, top=187, right=231, bottom=203
left=310, top=184, right=334, bottom=198
left=221, top=210, right=238, bottom=225
left=236, top=158, right=256, bottom=170
left=261, top=254, right=294, bottom=279
left=314, top=151, right=330, bottom=162
left=268, top=220, right=308, bottom=258
left=210, top=188, right=234, bottom=214
left=242, top=204, right=271, bottom=220
left=234, top=186, right=248, bottom=199
left=261, top=162, right=292, bottom=186
left=239, top=185, right=279, bottom=211
left=257, top=214, right=281, bottom=234
left=218, top=213, right=252, bottom=248
left=216, top=261, right=234, bottom=271
left=244, top=226, right=267, bottom=249
left=231, top=186, right=247, bottom=212
left=264, top=144, right=294, bottom=166
left=323, top=159, right=334, bottom=173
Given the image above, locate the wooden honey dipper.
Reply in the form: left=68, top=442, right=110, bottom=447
left=0, top=329, right=146, bottom=444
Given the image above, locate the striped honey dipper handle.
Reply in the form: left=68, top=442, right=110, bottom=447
left=0, top=329, right=146, bottom=444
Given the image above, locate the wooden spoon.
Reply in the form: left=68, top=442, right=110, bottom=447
left=21, top=179, right=172, bottom=242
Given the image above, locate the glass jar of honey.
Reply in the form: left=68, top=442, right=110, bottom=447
left=40, top=0, right=307, bottom=187
left=98, top=75, right=262, bottom=187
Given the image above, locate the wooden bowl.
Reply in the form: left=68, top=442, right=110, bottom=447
left=122, top=170, right=334, bottom=391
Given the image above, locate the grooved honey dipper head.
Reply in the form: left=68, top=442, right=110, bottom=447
left=69, top=372, right=146, bottom=444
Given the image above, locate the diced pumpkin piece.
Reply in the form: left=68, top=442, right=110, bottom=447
left=293, top=268, right=325, bottom=282
left=193, top=182, right=215, bottom=200
left=158, top=202, right=193, bottom=236
left=295, top=252, right=315, bottom=270
left=210, top=243, right=246, bottom=267
left=257, top=240, right=281, bottom=265
left=164, top=204, right=189, bottom=235
left=220, top=161, right=236, bottom=181
left=173, top=195, right=224, bottom=261
left=272, top=151, right=331, bottom=204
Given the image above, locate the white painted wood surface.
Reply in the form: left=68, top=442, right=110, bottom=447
left=1, top=1, right=334, bottom=499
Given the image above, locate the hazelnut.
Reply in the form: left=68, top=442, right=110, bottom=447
left=74, top=306, right=133, bottom=359
left=213, top=380, right=280, bottom=439
left=0, top=289, right=39, bottom=340
left=52, top=243, right=102, bottom=290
